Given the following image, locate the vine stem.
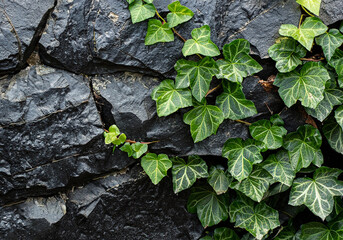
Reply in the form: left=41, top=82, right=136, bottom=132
left=155, top=9, right=166, bottom=23
left=302, top=6, right=314, bottom=17
left=235, top=119, right=251, bottom=126
left=205, top=83, right=222, bottom=97
left=298, top=14, right=304, bottom=28
left=103, top=129, right=159, bottom=144
left=300, top=57, right=325, bottom=62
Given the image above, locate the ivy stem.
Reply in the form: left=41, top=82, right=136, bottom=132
left=155, top=9, right=166, bottom=23
left=104, top=129, right=109, bottom=133
left=125, top=139, right=160, bottom=145
left=205, top=83, right=222, bottom=97
left=172, top=27, right=187, bottom=42
left=235, top=119, right=251, bottom=126
left=300, top=57, right=325, bottom=62
left=298, top=14, right=304, bottom=28
left=302, top=6, right=314, bottom=17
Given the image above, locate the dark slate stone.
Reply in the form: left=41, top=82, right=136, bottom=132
left=0, top=0, right=55, bottom=74
left=320, top=0, right=343, bottom=25
left=0, top=165, right=203, bottom=240
left=39, top=0, right=300, bottom=76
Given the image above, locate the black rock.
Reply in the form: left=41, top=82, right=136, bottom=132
left=320, top=0, right=343, bottom=25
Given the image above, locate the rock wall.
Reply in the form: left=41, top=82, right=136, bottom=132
left=0, top=0, right=342, bottom=239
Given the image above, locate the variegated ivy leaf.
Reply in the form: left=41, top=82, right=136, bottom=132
left=279, top=17, right=327, bottom=51
left=335, top=105, right=343, bottom=130
left=222, top=138, right=263, bottom=182
left=263, top=183, right=290, bottom=199
left=174, top=57, right=218, bottom=102
left=141, top=153, right=172, bottom=185
left=216, top=39, right=262, bottom=83
left=172, top=155, right=208, bottom=193
left=289, top=167, right=343, bottom=220
left=216, top=81, right=257, bottom=120
left=249, top=114, right=287, bottom=150
left=283, top=125, right=323, bottom=172
left=323, top=118, right=343, bottom=154
left=262, top=150, right=295, bottom=187
left=183, top=101, right=224, bottom=143
left=274, top=227, right=297, bottom=240
left=207, top=166, right=232, bottom=195
left=229, top=193, right=280, bottom=240
left=145, top=19, right=174, bottom=45
left=330, top=49, right=343, bottom=87
left=316, top=29, right=343, bottom=61
left=327, top=197, right=343, bottom=221
left=200, top=227, right=240, bottom=240
left=182, top=25, right=220, bottom=57
left=129, top=0, right=155, bottom=24
left=300, top=215, right=343, bottom=240
left=231, top=167, right=274, bottom=202
left=274, top=62, right=330, bottom=108
left=151, top=79, right=192, bottom=117
left=296, top=0, right=321, bottom=16
left=187, top=184, right=229, bottom=228
left=268, top=38, right=307, bottom=73
left=167, top=1, right=194, bottom=28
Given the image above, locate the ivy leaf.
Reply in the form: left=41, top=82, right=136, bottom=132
left=340, top=21, right=343, bottom=33
left=262, top=150, right=296, bottom=187
left=182, top=25, right=220, bottom=57
left=143, top=0, right=153, bottom=3
left=183, top=101, right=224, bottom=143
left=129, top=0, right=155, bottom=24
left=300, top=215, right=343, bottom=240
left=216, top=81, right=257, bottom=120
left=296, top=0, right=321, bottom=16
left=127, top=0, right=135, bottom=4
left=274, top=62, right=330, bottom=108
left=289, top=167, right=343, bottom=220
left=200, top=228, right=240, bottom=240
left=151, top=79, right=192, bottom=117
left=268, top=38, right=307, bottom=73
left=145, top=19, right=174, bottom=45
left=141, top=153, right=172, bottom=185
left=283, top=125, right=323, bottom=172
left=335, top=106, right=343, bottom=130
left=111, top=133, right=127, bottom=145
left=274, top=227, right=297, bottom=240
left=104, top=124, right=121, bottom=144
left=216, top=39, right=262, bottom=83
left=172, top=155, right=209, bottom=193
left=187, top=184, right=229, bottom=228
left=222, top=138, right=263, bottom=182
left=120, top=142, right=134, bottom=157
left=131, top=142, right=148, bottom=159
left=229, top=193, right=280, bottom=240
left=316, top=29, right=343, bottom=61
left=207, top=166, right=232, bottom=195
left=323, top=118, right=343, bottom=154
left=231, top=167, right=274, bottom=202
left=249, top=114, right=287, bottom=150
left=167, top=1, right=194, bottom=28
left=330, top=49, right=343, bottom=87
left=279, top=17, right=327, bottom=51
left=174, top=57, right=218, bottom=102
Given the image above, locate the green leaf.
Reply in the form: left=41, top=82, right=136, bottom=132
left=229, top=193, right=280, bottom=240
left=216, top=81, right=257, bottom=120
left=279, top=17, right=328, bottom=51
left=145, top=19, right=174, bottom=45
left=207, top=166, right=232, bottom=195
left=222, top=138, right=263, bottom=182
left=182, top=25, right=220, bottom=57
left=127, top=0, right=135, bottom=4
left=330, top=49, right=343, bottom=87
left=216, top=39, right=262, bottom=83
left=316, top=29, right=343, bottom=60
left=249, top=114, right=287, bottom=150
left=283, top=125, right=323, bottom=172
left=174, top=57, right=218, bottom=102
left=111, top=133, right=127, bottom=145
left=120, top=142, right=134, bottom=157
left=274, top=62, right=330, bottom=108
left=151, top=79, right=192, bottom=117
left=262, top=150, right=295, bottom=187
left=335, top=105, right=343, bottom=130
left=129, top=0, right=155, bottom=24
left=167, top=1, right=194, bottom=28
left=323, top=118, right=343, bottom=154
left=289, top=167, right=343, bottom=220
left=183, top=102, right=224, bottom=143
left=270, top=114, right=285, bottom=126
left=187, top=184, right=229, bottom=228
left=143, top=0, right=153, bottom=3
left=214, top=228, right=240, bottom=240
left=104, top=124, right=121, bottom=144
left=131, top=142, right=148, bottom=159
left=231, top=167, right=274, bottom=202
left=301, top=215, right=343, bottom=240
left=268, top=38, right=307, bottom=73
left=340, top=21, right=343, bottom=33
left=274, top=227, right=297, bottom=240
left=141, top=153, right=172, bottom=185
left=172, top=156, right=208, bottom=193
left=296, top=0, right=321, bottom=16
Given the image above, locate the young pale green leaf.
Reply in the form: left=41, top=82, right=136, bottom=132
left=145, top=19, right=174, bottom=45
left=330, top=49, right=343, bottom=87
left=296, top=0, right=321, bottom=16
left=323, top=118, right=343, bottom=154
left=151, top=79, right=192, bottom=117
left=111, top=133, right=127, bottom=145
left=141, top=153, right=172, bottom=185
left=283, top=125, right=323, bottom=172
left=207, top=166, right=232, bottom=195
left=167, top=1, right=194, bottom=28
left=231, top=167, right=274, bottom=202
left=229, top=193, right=280, bottom=240
left=182, top=25, right=220, bottom=57
left=183, top=102, right=224, bottom=143
left=279, top=17, right=328, bottom=51
left=300, top=215, right=343, bottom=240
left=289, top=167, right=343, bottom=220
left=131, top=142, right=148, bottom=159
left=216, top=81, right=257, bottom=120
left=335, top=106, right=343, bottom=130
left=274, top=62, right=330, bottom=108
left=316, top=29, right=343, bottom=60
left=222, top=138, right=263, bottom=182
left=216, top=39, right=262, bottom=83
left=187, top=184, right=229, bottom=228
left=143, top=0, right=153, bottom=3
left=174, top=57, right=218, bottom=102
left=129, top=0, right=155, bottom=24
left=172, top=156, right=208, bottom=193
left=104, top=124, right=121, bottom=144
left=268, top=38, right=307, bottom=73
left=120, top=142, right=134, bottom=157
left=249, top=115, right=287, bottom=150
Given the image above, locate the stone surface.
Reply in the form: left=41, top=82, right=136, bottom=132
left=0, top=0, right=55, bottom=74
left=320, top=0, right=343, bottom=25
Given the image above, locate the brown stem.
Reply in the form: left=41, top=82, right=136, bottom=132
left=205, top=83, right=222, bottom=97
left=104, top=129, right=109, bottom=133
left=235, top=119, right=251, bottom=126
left=300, top=57, right=325, bottom=62
left=172, top=28, right=186, bottom=42
left=125, top=139, right=160, bottom=145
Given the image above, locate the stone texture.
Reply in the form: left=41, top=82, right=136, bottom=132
left=320, top=0, right=343, bottom=25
